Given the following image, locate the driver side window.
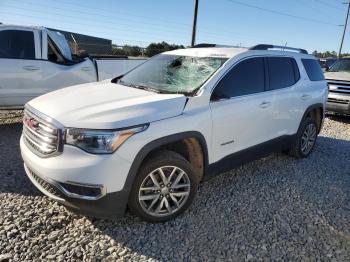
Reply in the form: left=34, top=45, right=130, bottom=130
left=211, top=57, right=265, bottom=100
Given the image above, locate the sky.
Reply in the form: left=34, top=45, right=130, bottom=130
left=0, top=0, right=349, bottom=53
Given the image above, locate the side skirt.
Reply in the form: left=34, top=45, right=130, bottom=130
left=206, top=135, right=296, bottom=178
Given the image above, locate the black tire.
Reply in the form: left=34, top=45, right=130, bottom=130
left=128, top=150, right=199, bottom=223
left=289, top=117, right=318, bottom=159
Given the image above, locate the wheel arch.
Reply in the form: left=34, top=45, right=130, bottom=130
left=122, top=131, right=209, bottom=198
left=299, top=103, right=324, bottom=133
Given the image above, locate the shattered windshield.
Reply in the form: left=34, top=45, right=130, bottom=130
left=329, top=59, right=350, bottom=73
left=119, top=54, right=227, bottom=94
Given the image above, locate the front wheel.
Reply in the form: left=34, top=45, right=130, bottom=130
left=128, top=150, right=199, bottom=222
left=289, top=117, right=318, bottom=158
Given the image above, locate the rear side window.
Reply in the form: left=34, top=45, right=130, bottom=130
left=212, top=57, right=265, bottom=100
left=302, top=59, right=325, bottom=81
left=0, top=30, right=35, bottom=59
left=267, top=57, right=300, bottom=90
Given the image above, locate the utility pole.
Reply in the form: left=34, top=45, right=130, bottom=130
left=191, top=0, right=199, bottom=47
left=338, top=0, right=350, bottom=58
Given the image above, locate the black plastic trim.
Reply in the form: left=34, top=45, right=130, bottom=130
left=206, top=135, right=295, bottom=178
left=59, top=191, right=128, bottom=218
left=250, top=44, right=308, bottom=54
left=300, top=103, right=324, bottom=133
left=123, top=131, right=209, bottom=189
left=192, top=43, right=217, bottom=48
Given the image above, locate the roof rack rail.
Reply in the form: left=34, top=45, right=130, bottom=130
left=249, top=44, right=308, bottom=54
left=192, top=43, right=241, bottom=48
left=192, top=43, right=217, bottom=48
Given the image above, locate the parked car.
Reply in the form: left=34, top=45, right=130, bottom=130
left=325, top=58, right=350, bottom=115
left=319, top=58, right=337, bottom=71
left=0, top=24, right=146, bottom=108
left=20, top=44, right=327, bottom=222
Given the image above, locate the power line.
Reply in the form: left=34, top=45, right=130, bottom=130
left=16, top=0, right=291, bottom=43
left=224, top=0, right=343, bottom=26
left=18, top=0, right=191, bottom=28
left=0, top=4, right=191, bottom=36
left=12, top=0, right=264, bottom=42
left=4, top=0, right=348, bottom=51
left=0, top=11, right=255, bottom=46
left=313, top=0, right=345, bottom=11
left=2, top=3, right=268, bottom=45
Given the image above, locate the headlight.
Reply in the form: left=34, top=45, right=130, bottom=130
left=65, top=125, right=148, bottom=154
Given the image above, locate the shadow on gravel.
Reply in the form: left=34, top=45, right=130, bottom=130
left=87, top=136, right=350, bottom=261
left=325, top=113, right=350, bottom=124
left=1, top=116, right=349, bottom=260
left=0, top=123, right=40, bottom=196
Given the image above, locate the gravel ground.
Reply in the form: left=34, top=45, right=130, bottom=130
left=0, top=110, right=349, bottom=261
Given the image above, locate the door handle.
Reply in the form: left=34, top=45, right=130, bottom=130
left=22, top=66, right=40, bottom=71
left=301, top=94, right=311, bottom=100
left=259, top=101, right=271, bottom=109
left=81, top=67, right=92, bottom=71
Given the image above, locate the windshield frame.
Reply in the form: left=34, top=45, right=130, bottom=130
left=116, top=54, right=229, bottom=96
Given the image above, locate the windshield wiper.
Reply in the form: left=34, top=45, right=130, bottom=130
left=119, top=80, right=193, bottom=95
left=133, top=84, right=161, bottom=93
left=119, top=81, right=160, bottom=93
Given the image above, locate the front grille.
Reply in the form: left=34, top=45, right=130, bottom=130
left=25, top=165, right=63, bottom=199
left=327, top=80, right=350, bottom=94
left=23, top=107, right=63, bottom=158
left=327, top=97, right=349, bottom=105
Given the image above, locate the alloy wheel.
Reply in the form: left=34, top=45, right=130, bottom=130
left=301, top=123, right=317, bottom=155
left=138, top=166, right=191, bottom=217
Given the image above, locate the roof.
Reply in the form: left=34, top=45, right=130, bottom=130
left=163, top=46, right=314, bottom=59
left=164, top=47, right=248, bottom=59
left=0, top=24, right=45, bottom=31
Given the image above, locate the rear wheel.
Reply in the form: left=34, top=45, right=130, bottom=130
left=128, top=150, right=199, bottom=222
left=289, top=117, right=318, bottom=158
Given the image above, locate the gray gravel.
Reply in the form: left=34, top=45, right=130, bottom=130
left=0, top=110, right=349, bottom=261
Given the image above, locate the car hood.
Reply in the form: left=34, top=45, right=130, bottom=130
left=28, top=82, right=187, bottom=129
left=325, top=72, right=350, bottom=82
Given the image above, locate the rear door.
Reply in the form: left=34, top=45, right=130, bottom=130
left=0, top=29, right=42, bottom=107
left=265, top=56, right=302, bottom=135
left=210, top=57, right=276, bottom=163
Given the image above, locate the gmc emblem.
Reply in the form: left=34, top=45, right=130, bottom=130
left=25, top=117, right=38, bottom=129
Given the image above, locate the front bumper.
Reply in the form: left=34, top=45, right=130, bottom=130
left=20, top=135, right=133, bottom=218
left=326, top=93, right=350, bottom=115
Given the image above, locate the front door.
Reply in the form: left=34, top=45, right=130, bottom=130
left=210, top=57, right=275, bottom=163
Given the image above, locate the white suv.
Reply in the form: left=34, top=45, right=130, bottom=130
left=20, top=44, right=328, bottom=222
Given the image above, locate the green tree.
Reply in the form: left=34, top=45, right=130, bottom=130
left=145, top=41, right=185, bottom=57
left=312, top=50, right=338, bottom=58
left=122, top=45, right=142, bottom=57
left=112, top=45, right=127, bottom=56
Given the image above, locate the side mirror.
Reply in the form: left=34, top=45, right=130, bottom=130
left=211, top=92, right=229, bottom=102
